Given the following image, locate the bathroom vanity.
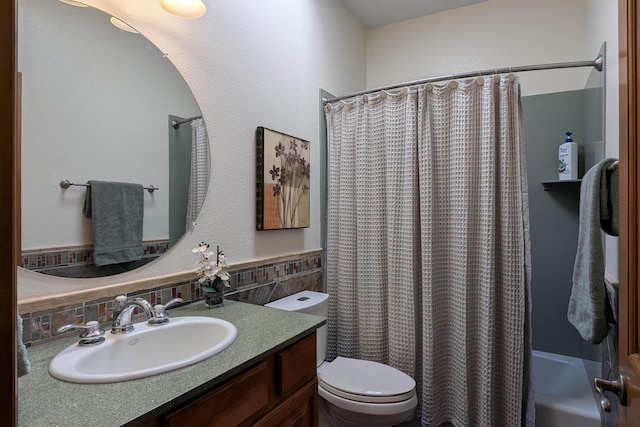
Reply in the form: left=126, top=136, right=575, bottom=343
left=17, top=300, right=324, bottom=426
left=161, top=333, right=317, bottom=426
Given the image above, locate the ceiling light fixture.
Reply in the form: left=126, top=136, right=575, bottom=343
left=109, top=17, right=139, bottom=34
left=160, top=0, right=206, bottom=18
left=59, top=0, right=89, bottom=7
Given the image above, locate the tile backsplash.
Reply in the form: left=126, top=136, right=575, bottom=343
left=21, top=240, right=170, bottom=277
left=20, top=251, right=323, bottom=348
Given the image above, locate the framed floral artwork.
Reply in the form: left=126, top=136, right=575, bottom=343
left=256, top=127, right=310, bottom=230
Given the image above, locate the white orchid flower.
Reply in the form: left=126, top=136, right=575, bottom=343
left=192, top=243, right=209, bottom=254
left=210, top=263, right=223, bottom=276
left=194, top=242, right=230, bottom=287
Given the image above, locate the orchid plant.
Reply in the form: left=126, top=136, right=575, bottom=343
left=192, top=242, right=230, bottom=293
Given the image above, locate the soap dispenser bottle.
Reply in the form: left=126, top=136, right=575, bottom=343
left=558, top=131, right=578, bottom=180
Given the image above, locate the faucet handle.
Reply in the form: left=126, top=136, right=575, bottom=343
left=57, top=321, right=106, bottom=346
left=114, top=295, right=128, bottom=307
left=148, top=298, right=183, bottom=325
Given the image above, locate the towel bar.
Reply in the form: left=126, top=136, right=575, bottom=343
left=607, top=160, right=619, bottom=171
left=60, top=179, right=158, bottom=194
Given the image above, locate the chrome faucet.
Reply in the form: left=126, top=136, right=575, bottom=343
left=111, top=296, right=155, bottom=334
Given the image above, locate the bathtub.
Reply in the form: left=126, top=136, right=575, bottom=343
left=532, top=350, right=601, bottom=427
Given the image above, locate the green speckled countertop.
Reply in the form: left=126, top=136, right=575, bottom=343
left=18, top=300, right=324, bottom=427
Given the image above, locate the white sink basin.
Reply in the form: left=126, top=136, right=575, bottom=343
left=49, top=316, right=237, bottom=383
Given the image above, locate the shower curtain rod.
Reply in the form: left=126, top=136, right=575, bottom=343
left=171, top=115, right=203, bottom=129
left=322, top=55, right=603, bottom=105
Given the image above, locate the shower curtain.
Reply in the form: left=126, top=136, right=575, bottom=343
left=186, top=118, right=210, bottom=228
left=324, top=75, right=533, bottom=426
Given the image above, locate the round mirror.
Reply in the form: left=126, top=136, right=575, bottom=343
left=18, top=0, right=209, bottom=278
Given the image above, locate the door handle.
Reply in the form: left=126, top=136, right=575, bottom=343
left=594, top=374, right=627, bottom=412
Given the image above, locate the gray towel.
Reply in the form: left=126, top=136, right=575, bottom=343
left=601, top=163, right=619, bottom=236
left=17, top=314, right=30, bottom=377
left=84, top=180, right=144, bottom=266
left=567, top=158, right=618, bottom=344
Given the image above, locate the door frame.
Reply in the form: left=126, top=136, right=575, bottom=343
left=619, top=0, right=640, bottom=423
left=1, top=0, right=17, bottom=425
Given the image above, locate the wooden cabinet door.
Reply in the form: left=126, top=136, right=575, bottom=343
left=276, top=333, right=316, bottom=396
left=618, top=1, right=640, bottom=425
left=164, top=362, right=270, bottom=427
left=253, top=379, right=318, bottom=427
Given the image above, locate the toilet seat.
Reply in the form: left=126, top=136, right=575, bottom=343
left=318, top=357, right=416, bottom=404
left=318, top=384, right=418, bottom=417
left=319, top=380, right=416, bottom=404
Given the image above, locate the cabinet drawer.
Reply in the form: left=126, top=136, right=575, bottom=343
left=164, top=361, right=269, bottom=427
left=276, top=333, right=316, bottom=395
left=253, top=379, right=318, bottom=427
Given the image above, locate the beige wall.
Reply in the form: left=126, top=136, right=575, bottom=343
left=364, top=0, right=619, bottom=280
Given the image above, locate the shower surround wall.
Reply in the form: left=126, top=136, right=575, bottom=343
left=523, top=88, right=603, bottom=361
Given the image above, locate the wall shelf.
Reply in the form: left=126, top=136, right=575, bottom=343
left=541, top=179, right=582, bottom=191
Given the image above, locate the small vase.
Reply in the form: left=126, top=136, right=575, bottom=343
left=201, top=277, right=225, bottom=308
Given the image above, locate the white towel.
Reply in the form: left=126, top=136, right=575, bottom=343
left=17, top=314, right=30, bottom=377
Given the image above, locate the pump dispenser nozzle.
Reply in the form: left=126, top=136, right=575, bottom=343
left=565, top=131, right=573, bottom=142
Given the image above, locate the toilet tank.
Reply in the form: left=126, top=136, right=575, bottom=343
left=265, top=291, right=328, bottom=367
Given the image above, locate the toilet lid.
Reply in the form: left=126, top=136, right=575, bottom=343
left=318, top=357, right=416, bottom=404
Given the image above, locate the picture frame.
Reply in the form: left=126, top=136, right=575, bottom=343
left=256, top=127, right=310, bottom=230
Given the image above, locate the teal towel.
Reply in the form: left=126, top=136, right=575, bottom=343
left=84, top=180, right=144, bottom=266
left=17, top=314, right=30, bottom=377
left=567, top=158, right=618, bottom=344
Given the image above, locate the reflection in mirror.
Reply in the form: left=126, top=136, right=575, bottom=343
left=18, top=0, right=209, bottom=278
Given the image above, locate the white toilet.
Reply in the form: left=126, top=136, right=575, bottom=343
left=265, top=291, right=418, bottom=427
